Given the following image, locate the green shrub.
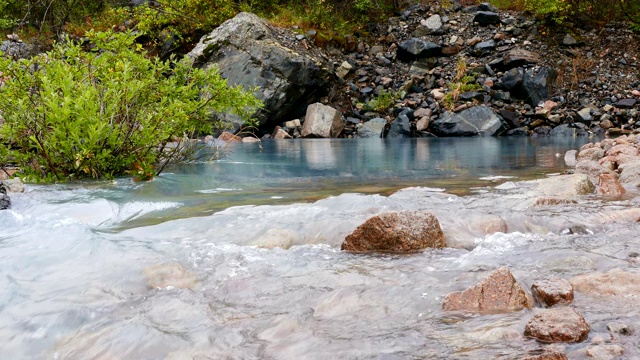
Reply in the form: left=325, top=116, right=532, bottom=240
left=0, top=30, right=260, bottom=182
left=361, top=89, right=401, bottom=113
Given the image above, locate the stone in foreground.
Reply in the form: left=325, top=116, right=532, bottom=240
left=442, top=267, right=533, bottom=313
left=301, top=103, right=345, bottom=138
left=531, top=279, right=574, bottom=307
left=524, top=307, right=590, bottom=343
left=522, top=350, right=568, bottom=360
left=341, top=211, right=445, bottom=253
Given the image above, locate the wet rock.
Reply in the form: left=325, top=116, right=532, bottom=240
left=607, top=322, right=634, bottom=336
left=144, top=263, right=198, bottom=289
left=430, top=106, right=506, bottom=136
left=578, top=148, right=606, bottom=162
left=0, top=182, right=10, bottom=210
left=564, top=150, right=577, bottom=166
left=2, top=178, right=24, bottom=193
left=273, top=127, right=293, bottom=139
left=187, top=12, right=334, bottom=130
left=524, top=307, right=590, bottom=343
left=531, top=279, right=574, bottom=307
left=251, top=228, right=297, bottom=249
left=533, top=173, right=595, bottom=197
left=301, top=103, right=345, bottom=138
left=618, top=161, right=640, bottom=186
left=442, top=267, right=533, bottom=313
left=473, top=11, right=501, bottom=26
left=575, top=160, right=611, bottom=187
left=218, top=131, right=242, bottom=143
left=534, top=197, right=578, bottom=206
left=586, top=344, right=624, bottom=360
left=597, top=173, right=625, bottom=196
left=357, top=118, right=387, bottom=138
left=341, top=210, right=445, bottom=253
left=571, top=268, right=640, bottom=296
left=523, top=350, right=569, bottom=360
left=397, top=38, right=442, bottom=62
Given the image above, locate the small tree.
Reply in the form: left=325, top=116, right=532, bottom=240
left=0, top=30, right=260, bottom=182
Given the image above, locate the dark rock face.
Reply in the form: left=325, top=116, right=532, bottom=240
left=431, top=106, right=506, bottom=136
left=502, top=49, right=540, bottom=70
left=473, top=11, right=501, bottom=25
left=442, top=267, right=533, bottom=313
left=531, top=279, right=574, bottom=307
left=519, top=67, right=557, bottom=106
left=186, top=12, right=335, bottom=131
left=341, top=211, right=445, bottom=253
left=0, top=187, right=10, bottom=210
left=498, top=68, right=524, bottom=90
left=524, top=308, right=590, bottom=343
left=397, top=38, right=442, bottom=62
left=472, top=40, right=495, bottom=57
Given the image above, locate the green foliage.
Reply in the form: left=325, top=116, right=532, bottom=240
left=0, top=30, right=260, bottom=182
left=441, top=58, right=481, bottom=110
left=361, top=89, right=401, bottom=113
left=0, top=0, right=15, bottom=29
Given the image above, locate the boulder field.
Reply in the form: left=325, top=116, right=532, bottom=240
left=185, top=2, right=640, bottom=139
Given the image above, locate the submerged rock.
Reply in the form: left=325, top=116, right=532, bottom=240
left=586, top=344, right=624, bottom=360
left=144, top=263, right=198, bottom=289
left=531, top=279, right=574, bottom=307
left=571, top=268, right=640, bottom=296
left=524, top=307, right=590, bottom=343
left=532, top=174, right=595, bottom=197
left=523, top=350, right=568, bottom=360
left=442, top=267, right=533, bottom=313
left=341, top=210, right=445, bottom=253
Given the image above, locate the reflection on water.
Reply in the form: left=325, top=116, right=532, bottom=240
left=4, top=137, right=639, bottom=360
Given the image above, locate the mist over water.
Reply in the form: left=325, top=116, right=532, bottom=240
left=2, top=137, right=639, bottom=359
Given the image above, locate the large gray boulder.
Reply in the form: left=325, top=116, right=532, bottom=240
left=397, top=38, right=442, bottom=62
left=0, top=39, right=38, bottom=60
left=301, top=103, right=344, bottom=138
left=187, top=12, right=335, bottom=131
left=357, top=118, right=387, bottom=138
left=430, top=106, right=506, bottom=136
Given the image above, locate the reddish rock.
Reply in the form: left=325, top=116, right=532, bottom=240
left=341, top=211, right=445, bottom=253
left=597, top=173, right=626, bottom=196
left=523, top=350, right=568, bottom=360
left=217, top=131, right=242, bottom=143
left=531, top=279, right=574, bottom=307
left=442, top=267, right=533, bottom=313
left=571, top=268, right=640, bottom=296
left=524, top=307, right=590, bottom=343
left=273, top=127, right=293, bottom=139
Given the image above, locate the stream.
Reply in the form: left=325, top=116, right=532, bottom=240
left=1, top=137, right=639, bottom=359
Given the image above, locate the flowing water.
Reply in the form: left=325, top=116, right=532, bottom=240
left=1, top=138, right=639, bottom=359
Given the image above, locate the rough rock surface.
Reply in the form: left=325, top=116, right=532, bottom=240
left=442, top=267, right=533, bottom=313
left=597, top=173, right=626, bottom=196
left=524, top=307, right=590, bottom=343
left=187, top=12, right=334, bottom=130
left=531, top=279, right=574, bottom=307
left=571, top=268, right=640, bottom=296
left=0, top=182, right=10, bottom=210
left=356, top=117, right=386, bottom=138
left=144, top=263, right=198, bottom=289
left=341, top=210, right=445, bottom=253
left=522, top=350, right=568, bottom=360
left=301, top=103, right=345, bottom=138
left=532, top=174, right=595, bottom=197
left=430, top=105, right=506, bottom=136
left=586, top=344, right=624, bottom=360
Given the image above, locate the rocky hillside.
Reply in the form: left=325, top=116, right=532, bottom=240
left=186, top=2, right=639, bottom=139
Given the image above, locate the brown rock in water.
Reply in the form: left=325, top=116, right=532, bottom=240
left=534, top=197, right=578, bottom=206
left=523, top=350, right=568, bottom=360
left=571, top=268, right=640, bottom=296
left=531, top=279, right=574, bottom=307
left=597, top=173, right=626, bottom=196
left=218, top=131, right=242, bottom=143
left=524, top=307, right=590, bottom=343
left=341, top=211, right=445, bottom=253
left=442, top=267, right=533, bottom=313
left=144, top=263, right=197, bottom=289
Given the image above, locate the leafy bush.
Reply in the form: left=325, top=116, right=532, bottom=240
left=361, top=89, right=401, bottom=113
left=0, top=30, right=260, bottom=182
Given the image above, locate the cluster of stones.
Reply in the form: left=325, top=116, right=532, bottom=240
left=566, top=133, right=640, bottom=196
left=339, top=206, right=637, bottom=358
left=248, top=2, right=640, bottom=139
